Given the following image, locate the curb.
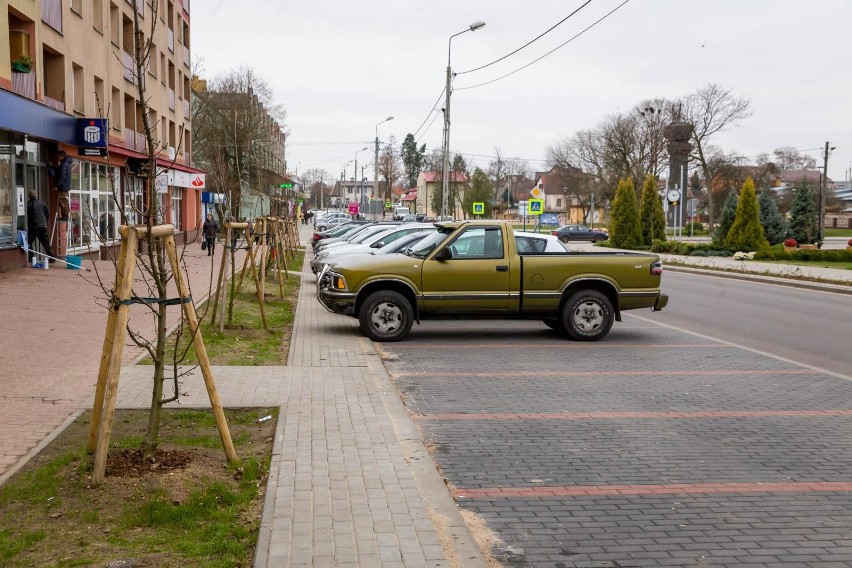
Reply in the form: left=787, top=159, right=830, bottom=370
left=664, top=264, right=852, bottom=295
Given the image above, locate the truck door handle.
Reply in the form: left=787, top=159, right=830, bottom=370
left=496, top=265, right=508, bottom=272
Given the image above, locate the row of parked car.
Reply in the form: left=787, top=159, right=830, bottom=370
left=310, top=220, right=569, bottom=276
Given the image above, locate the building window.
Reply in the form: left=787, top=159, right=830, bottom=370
left=72, top=63, right=85, bottom=114
left=93, top=0, right=104, bottom=32
left=556, top=198, right=562, bottom=208
left=170, top=187, right=182, bottom=230
left=109, top=2, right=120, bottom=46
left=111, top=87, right=122, bottom=130
left=71, top=0, right=83, bottom=16
left=93, top=76, right=105, bottom=116
left=68, top=162, right=122, bottom=250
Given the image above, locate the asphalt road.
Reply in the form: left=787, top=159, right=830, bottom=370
left=649, top=271, right=852, bottom=378
left=377, top=274, right=852, bottom=567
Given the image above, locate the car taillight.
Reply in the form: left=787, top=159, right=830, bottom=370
left=650, top=260, right=663, bottom=276
left=551, top=231, right=558, bottom=236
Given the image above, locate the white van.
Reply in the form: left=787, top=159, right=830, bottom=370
left=393, top=206, right=410, bottom=220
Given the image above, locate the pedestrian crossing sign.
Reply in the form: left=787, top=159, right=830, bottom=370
left=528, top=198, right=544, bottom=215
left=472, top=202, right=485, bottom=215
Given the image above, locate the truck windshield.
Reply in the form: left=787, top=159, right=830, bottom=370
left=407, top=228, right=453, bottom=258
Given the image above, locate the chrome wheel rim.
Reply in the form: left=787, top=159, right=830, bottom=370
left=370, top=302, right=403, bottom=335
left=573, top=300, right=603, bottom=331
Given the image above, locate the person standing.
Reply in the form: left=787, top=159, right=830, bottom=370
left=202, top=212, right=218, bottom=256
left=50, top=150, right=73, bottom=220
left=26, top=190, right=56, bottom=262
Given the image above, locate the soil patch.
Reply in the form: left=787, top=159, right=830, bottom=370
left=0, top=407, right=278, bottom=568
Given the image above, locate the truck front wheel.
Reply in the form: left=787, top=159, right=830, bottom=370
left=561, top=290, right=614, bottom=341
left=358, top=290, right=414, bottom=342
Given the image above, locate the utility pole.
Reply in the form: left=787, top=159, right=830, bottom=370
left=819, top=141, right=833, bottom=242
left=440, top=69, right=452, bottom=219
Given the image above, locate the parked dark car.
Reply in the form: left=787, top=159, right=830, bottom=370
left=551, top=224, right=609, bottom=243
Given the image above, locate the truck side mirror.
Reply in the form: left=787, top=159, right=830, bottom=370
left=433, top=247, right=452, bottom=261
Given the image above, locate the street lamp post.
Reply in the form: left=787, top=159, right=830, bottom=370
left=375, top=116, right=394, bottom=219
left=441, top=20, right=485, bottom=219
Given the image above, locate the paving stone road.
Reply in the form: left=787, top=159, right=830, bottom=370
left=378, top=318, right=852, bottom=567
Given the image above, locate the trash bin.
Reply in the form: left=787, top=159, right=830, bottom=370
left=66, top=255, right=82, bottom=270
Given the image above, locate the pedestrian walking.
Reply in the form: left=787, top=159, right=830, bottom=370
left=202, top=213, right=218, bottom=256
left=26, top=190, right=56, bottom=262
left=49, top=150, right=73, bottom=220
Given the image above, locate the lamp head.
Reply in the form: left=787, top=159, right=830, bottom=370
left=469, top=21, right=486, bottom=31
left=386, top=116, right=394, bottom=122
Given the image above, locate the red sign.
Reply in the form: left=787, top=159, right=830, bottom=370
left=348, top=203, right=359, bottom=215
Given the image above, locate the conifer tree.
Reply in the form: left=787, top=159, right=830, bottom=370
left=725, top=177, right=769, bottom=251
left=713, top=190, right=738, bottom=247
left=610, top=178, right=642, bottom=249
left=639, top=174, right=666, bottom=245
left=788, top=184, right=819, bottom=244
left=757, top=186, right=786, bottom=245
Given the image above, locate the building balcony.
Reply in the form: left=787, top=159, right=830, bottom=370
left=183, top=99, right=190, bottom=117
left=167, top=29, right=174, bottom=52
left=122, top=51, right=135, bottom=84
left=168, top=88, right=175, bottom=111
left=41, top=0, right=62, bottom=33
left=182, top=46, right=190, bottom=68
left=135, top=131, right=146, bottom=151
left=11, top=71, right=36, bottom=100
left=43, top=95, right=65, bottom=112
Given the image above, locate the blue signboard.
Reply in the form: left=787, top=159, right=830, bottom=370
left=540, top=213, right=559, bottom=226
left=77, top=118, right=108, bottom=156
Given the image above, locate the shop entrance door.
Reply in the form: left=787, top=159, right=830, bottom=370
left=15, top=163, right=45, bottom=250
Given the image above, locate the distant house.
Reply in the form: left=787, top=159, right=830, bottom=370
left=531, top=166, right=600, bottom=224
left=771, top=169, right=835, bottom=192
left=415, top=172, right=468, bottom=218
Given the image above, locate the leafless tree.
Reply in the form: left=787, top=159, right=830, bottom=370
left=772, top=146, right=817, bottom=170
left=378, top=136, right=403, bottom=206
left=192, top=66, right=288, bottom=222
left=678, top=83, right=752, bottom=227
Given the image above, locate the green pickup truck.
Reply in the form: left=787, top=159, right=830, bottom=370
left=317, top=221, right=668, bottom=342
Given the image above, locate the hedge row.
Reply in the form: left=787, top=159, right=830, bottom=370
left=650, top=240, right=852, bottom=262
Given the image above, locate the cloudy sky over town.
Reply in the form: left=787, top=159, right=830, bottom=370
left=194, top=0, right=852, bottom=183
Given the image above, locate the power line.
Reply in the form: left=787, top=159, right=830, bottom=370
left=455, top=0, right=593, bottom=76
left=412, top=88, right=445, bottom=138
left=455, top=0, right=631, bottom=92
left=416, top=111, right=442, bottom=144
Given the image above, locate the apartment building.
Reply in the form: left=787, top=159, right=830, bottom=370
left=0, top=0, right=202, bottom=270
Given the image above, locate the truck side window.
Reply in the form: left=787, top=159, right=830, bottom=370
left=448, top=227, right=504, bottom=259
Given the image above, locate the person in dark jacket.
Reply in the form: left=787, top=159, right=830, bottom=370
left=202, top=213, right=218, bottom=256
left=26, top=190, right=56, bottom=262
left=50, top=150, right=73, bottom=220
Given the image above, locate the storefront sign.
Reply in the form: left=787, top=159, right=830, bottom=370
left=166, top=170, right=205, bottom=189
left=76, top=118, right=108, bottom=157
left=70, top=198, right=81, bottom=212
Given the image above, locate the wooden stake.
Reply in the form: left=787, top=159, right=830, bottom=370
left=163, top=234, right=237, bottom=464
left=92, top=227, right=139, bottom=484
left=87, top=235, right=130, bottom=453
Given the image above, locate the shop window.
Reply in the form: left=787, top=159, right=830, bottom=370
left=68, top=162, right=122, bottom=251
left=124, top=175, right=146, bottom=225
left=170, top=187, right=182, bottom=231
left=0, top=142, right=12, bottom=248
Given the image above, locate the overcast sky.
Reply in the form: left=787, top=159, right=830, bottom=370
left=193, top=0, right=852, bottom=184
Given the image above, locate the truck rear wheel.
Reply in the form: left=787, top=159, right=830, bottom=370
left=358, top=290, right=414, bottom=342
left=561, top=290, right=614, bottom=341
